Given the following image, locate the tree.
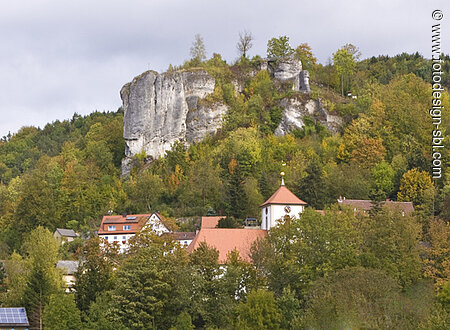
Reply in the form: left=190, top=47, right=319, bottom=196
left=235, top=289, right=281, bottom=329
left=300, top=268, right=412, bottom=329
left=333, top=45, right=358, bottom=95
left=74, top=237, right=118, bottom=314
left=267, top=36, right=294, bottom=58
left=423, top=218, right=450, bottom=290
left=190, top=34, right=206, bottom=65
left=1, top=252, right=29, bottom=307
left=124, top=171, right=165, bottom=213
left=189, top=242, right=225, bottom=328
left=350, top=138, right=386, bottom=169
left=170, top=312, right=195, bottom=330
left=22, top=227, right=62, bottom=330
left=43, top=294, right=82, bottom=330
left=277, top=286, right=302, bottom=329
left=256, top=208, right=361, bottom=296
left=371, top=161, right=395, bottom=200
left=108, top=244, right=190, bottom=329
left=295, top=157, right=328, bottom=209
left=295, top=43, right=317, bottom=70
left=397, top=168, right=434, bottom=213
left=217, top=216, right=241, bottom=228
left=237, top=30, right=253, bottom=58
left=360, top=207, right=422, bottom=288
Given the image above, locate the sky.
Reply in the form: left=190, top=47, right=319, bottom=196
left=0, top=0, right=449, bottom=137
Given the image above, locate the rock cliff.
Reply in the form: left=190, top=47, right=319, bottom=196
left=120, top=69, right=227, bottom=174
left=121, top=57, right=340, bottom=174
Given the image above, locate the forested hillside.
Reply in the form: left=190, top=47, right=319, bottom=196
left=0, top=36, right=449, bottom=328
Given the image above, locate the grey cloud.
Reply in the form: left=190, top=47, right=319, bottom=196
left=0, top=0, right=448, bottom=137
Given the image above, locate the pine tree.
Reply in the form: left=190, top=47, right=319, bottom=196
left=24, top=268, right=54, bottom=330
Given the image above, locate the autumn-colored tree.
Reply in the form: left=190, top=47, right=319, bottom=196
left=351, top=138, right=386, bottom=169
left=295, top=43, right=317, bottom=70
left=423, top=218, right=450, bottom=290
left=397, top=168, right=434, bottom=213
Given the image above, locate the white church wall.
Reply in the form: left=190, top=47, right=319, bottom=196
left=261, top=204, right=305, bottom=230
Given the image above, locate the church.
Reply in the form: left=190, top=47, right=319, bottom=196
left=187, top=172, right=307, bottom=263
left=260, top=172, right=307, bottom=230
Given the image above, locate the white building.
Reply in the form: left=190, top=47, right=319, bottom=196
left=98, top=213, right=171, bottom=253
left=260, top=176, right=307, bottom=230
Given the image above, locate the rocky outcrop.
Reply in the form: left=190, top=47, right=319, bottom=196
left=121, top=69, right=226, bottom=174
left=120, top=57, right=338, bottom=174
left=267, top=57, right=310, bottom=92
left=275, top=98, right=342, bottom=136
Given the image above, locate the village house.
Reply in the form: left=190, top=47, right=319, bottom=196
left=53, top=228, right=78, bottom=244
left=98, top=213, right=171, bottom=252
left=56, top=260, right=79, bottom=292
left=337, top=197, right=414, bottom=215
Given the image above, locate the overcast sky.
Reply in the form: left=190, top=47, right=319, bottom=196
left=0, top=0, right=448, bottom=137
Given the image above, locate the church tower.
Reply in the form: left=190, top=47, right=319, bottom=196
left=260, top=172, right=307, bottom=230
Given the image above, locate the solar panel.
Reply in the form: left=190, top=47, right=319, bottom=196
left=0, top=307, right=29, bottom=324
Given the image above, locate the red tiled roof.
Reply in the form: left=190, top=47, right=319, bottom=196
left=261, top=185, right=307, bottom=206
left=187, top=228, right=267, bottom=263
left=201, top=216, right=225, bottom=229
left=340, top=199, right=414, bottom=214
left=98, top=214, right=150, bottom=235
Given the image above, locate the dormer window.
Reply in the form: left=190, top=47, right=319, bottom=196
left=108, top=225, right=116, bottom=231
left=123, top=225, right=131, bottom=231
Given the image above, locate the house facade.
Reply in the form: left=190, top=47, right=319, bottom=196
left=98, top=213, right=170, bottom=253
left=53, top=228, right=77, bottom=243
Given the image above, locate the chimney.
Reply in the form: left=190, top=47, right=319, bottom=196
left=122, top=212, right=127, bottom=218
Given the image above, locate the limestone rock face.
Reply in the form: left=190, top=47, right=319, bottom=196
left=275, top=98, right=342, bottom=136
left=120, top=69, right=225, bottom=174
left=120, top=57, right=337, bottom=175
left=269, top=57, right=302, bottom=81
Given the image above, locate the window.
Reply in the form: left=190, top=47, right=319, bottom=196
left=123, top=225, right=131, bottom=231
left=105, top=236, right=109, bottom=240
left=114, top=236, right=117, bottom=240
left=108, top=225, right=116, bottom=231
left=122, top=236, right=126, bottom=240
